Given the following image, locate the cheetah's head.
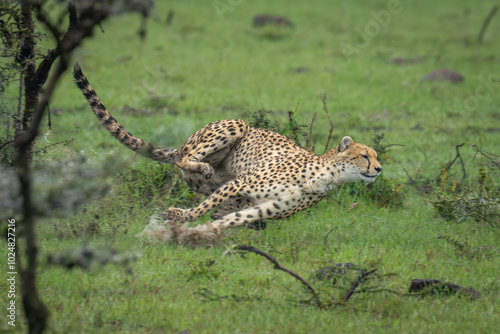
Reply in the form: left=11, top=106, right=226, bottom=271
left=337, top=136, right=382, bottom=183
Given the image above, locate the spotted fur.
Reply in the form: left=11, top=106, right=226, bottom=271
left=74, top=63, right=382, bottom=244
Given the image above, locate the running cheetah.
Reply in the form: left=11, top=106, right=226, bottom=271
left=74, top=63, right=382, bottom=244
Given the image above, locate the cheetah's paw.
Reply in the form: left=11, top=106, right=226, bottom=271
left=162, top=207, right=188, bottom=222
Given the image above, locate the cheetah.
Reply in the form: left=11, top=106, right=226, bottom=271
left=74, top=63, right=382, bottom=244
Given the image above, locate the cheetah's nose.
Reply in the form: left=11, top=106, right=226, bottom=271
left=375, top=167, right=382, bottom=173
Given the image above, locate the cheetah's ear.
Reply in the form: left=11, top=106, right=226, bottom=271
left=339, top=136, right=354, bottom=152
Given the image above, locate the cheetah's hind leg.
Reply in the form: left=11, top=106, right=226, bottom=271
left=137, top=216, right=223, bottom=246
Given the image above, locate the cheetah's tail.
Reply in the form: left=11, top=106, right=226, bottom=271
left=73, top=63, right=178, bottom=163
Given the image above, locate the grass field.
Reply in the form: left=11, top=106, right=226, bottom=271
left=1, top=0, right=499, bottom=333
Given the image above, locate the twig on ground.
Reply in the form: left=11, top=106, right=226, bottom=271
left=403, top=169, right=416, bottom=184
left=342, top=269, right=378, bottom=302
left=442, top=143, right=466, bottom=181
left=235, top=245, right=321, bottom=306
left=323, top=227, right=336, bottom=250
left=477, top=5, right=498, bottom=44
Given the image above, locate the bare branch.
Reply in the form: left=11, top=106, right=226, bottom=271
left=34, top=5, right=62, bottom=42
left=477, top=5, right=498, bottom=44
left=235, top=245, right=321, bottom=306
left=441, top=143, right=466, bottom=181
left=342, top=269, right=378, bottom=302
left=307, top=112, right=316, bottom=153
left=33, top=138, right=73, bottom=154
left=321, top=94, right=334, bottom=154
left=17, top=4, right=115, bottom=148
left=472, top=144, right=500, bottom=169
left=0, top=140, right=15, bottom=151
left=15, top=60, right=66, bottom=148
left=323, top=226, right=336, bottom=250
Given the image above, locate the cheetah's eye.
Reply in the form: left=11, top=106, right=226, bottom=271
left=361, top=155, right=369, bottom=161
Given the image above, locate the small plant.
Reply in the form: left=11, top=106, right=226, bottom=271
left=281, top=111, right=310, bottom=144
left=249, top=94, right=340, bottom=153
left=248, top=109, right=279, bottom=132
left=431, top=144, right=499, bottom=227
left=432, top=166, right=499, bottom=225
left=248, top=109, right=310, bottom=148
left=370, top=133, right=391, bottom=164
left=188, top=258, right=222, bottom=280
left=343, top=176, right=405, bottom=208
left=116, top=159, right=203, bottom=207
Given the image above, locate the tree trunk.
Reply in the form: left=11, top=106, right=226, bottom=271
left=15, top=145, right=49, bottom=334
left=15, top=2, right=49, bottom=332
left=19, top=0, right=38, bottom=133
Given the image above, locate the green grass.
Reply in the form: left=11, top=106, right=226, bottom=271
left=1, top=0, right=499, bottom=332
